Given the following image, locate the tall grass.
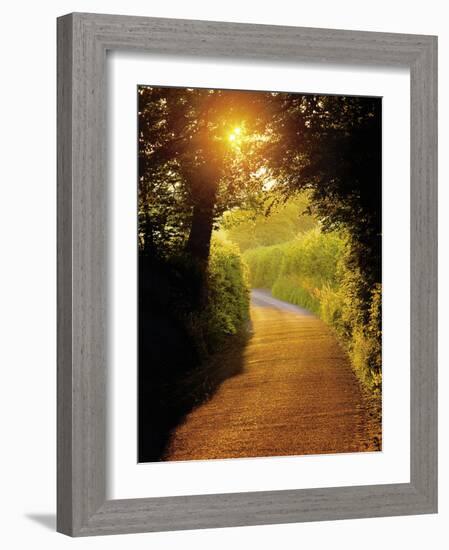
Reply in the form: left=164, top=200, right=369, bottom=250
left=243, top=229, right=381, bottom=394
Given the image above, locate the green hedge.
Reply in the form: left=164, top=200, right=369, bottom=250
left=203, top=237, right=250, bottom=346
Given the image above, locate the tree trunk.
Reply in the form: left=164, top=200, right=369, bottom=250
left=186, top=171, right=219, bottom=265
left=186, top=201, right=215, bottom=265
left=185, top=172, right=219, bottom=309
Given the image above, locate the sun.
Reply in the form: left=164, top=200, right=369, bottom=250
left=228, top=126, right=242, bottom=143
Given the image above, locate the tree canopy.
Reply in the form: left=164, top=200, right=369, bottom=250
left=138, top=86, right=274, bottom=262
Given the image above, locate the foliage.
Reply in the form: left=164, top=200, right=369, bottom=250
left=319, top=273, right=382, bottom=393
left=244, top=228, right=343, bottom=289
left=194, top=237, right=250, bottom=351
left=243, top=229, right=382, bottom=392
left=222, top=194, right=316, bottom=251
left=264, top=93, right=382, bottom=291
left=142, top=237, right=249, bottom=355
left=272, top=276, right=321, bottom=315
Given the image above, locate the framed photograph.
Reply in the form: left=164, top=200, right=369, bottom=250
left=57, top=12, right=437, bottom=536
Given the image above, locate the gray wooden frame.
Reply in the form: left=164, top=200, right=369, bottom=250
left=57, top=12, right=438, bottom=537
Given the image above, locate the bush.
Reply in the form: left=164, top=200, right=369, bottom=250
left=201, top=237, right=250, bottom=348
left=244, top=245, right=285, bottom=288
left=272, top=275, right=321, bottom=314
left=244, top=228, right=343, bottom=288
left=243, top=228, right=382, bottom=393
left=140, top=235, right=250, bottom=366
left=349, top=283, right=382, bottom=392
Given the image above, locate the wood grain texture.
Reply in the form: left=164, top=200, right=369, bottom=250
left=409, top=37, right=438, bottom=508
left=57, top=14, right=74, bottom=536
left=57, top=12, right=438, bottom=536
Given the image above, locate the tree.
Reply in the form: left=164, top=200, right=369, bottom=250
left=264, top=94, right=382, bottom=290
left=138, top=86, right=272, bottom=265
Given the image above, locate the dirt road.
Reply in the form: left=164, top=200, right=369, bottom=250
left=163, top=289, right=379, bottom=461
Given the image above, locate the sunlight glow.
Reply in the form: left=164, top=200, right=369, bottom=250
left=228, top=126, right=243, bottom=143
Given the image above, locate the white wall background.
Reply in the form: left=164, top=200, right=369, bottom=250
left=0, top=1, right=445, bottom=548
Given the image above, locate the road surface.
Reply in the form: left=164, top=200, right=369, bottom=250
left=163, top=289, right=380, bottom=461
